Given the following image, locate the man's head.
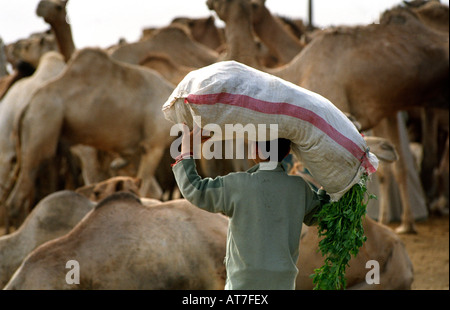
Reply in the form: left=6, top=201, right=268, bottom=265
left=253, top=138, right=291, bottom=164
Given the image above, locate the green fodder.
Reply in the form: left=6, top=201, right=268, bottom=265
left=311, top=174, right=376, bottom=290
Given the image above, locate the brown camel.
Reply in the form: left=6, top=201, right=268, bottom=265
left=3, top=48, right=174, bottom=226
left=170, top=16, right=225, bottom=51
left=36, top=0, right=75, bottom=62
left=0, top=51, right=66, bottom=232
left=139, top=52, right=194, bottom=85
left=250, top=0, right=305, bottom=66
left=3, top=193, right=412, bottom=290
left=110, top=24, right=219, bottom=68
left=4, top=30, right=58, bottom=69
left=4, top=194, right=228, bottom=290
left=0, top=177, right=160, bottom=288
left=1, top=31, right=57, bottom=100
left=207, top=0, right=449, bottom=233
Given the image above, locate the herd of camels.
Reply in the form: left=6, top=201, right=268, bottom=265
left=0, top=0, right=448, bottom=289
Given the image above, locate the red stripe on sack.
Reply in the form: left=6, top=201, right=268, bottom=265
left=186, top=92, right=376, bottom=173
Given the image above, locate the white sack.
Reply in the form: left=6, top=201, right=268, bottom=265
left=162, top=61, right=378, bottom=200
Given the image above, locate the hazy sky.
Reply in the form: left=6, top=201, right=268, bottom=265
left=1, top=0, right=449, bottom=48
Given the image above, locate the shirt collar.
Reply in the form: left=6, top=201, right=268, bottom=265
left=259, top=161, right=285, bottom=171
left=246, top=162, right=286, bottom=173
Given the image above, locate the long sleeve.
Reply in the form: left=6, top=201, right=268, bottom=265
left=172, top=158, right=228, bottom=215
left=303, top=188, right=330, bottom=226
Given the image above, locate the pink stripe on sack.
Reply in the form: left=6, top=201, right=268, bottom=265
left=186, top=92, right=376, bottom=173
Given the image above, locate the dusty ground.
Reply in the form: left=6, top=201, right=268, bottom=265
left=387, top=214, right=449, bottom=290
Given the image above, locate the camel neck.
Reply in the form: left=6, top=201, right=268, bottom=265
left=51, top=20, right=76, bottom=62
left=253, top=8, right=303, bottom=64
left=223, top=10, right=261, bottom=68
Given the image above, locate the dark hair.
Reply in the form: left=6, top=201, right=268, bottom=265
left=256, top=138, right=291, bottom=162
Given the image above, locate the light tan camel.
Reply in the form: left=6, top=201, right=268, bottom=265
left=296, top=216, right=413, bottom=289
left=110, top=24, right=219, bottom=68
left=34, top=0, right=139, bottom=190
left=0, top=52, right=66, bottom=232
left=3, top=192, right=412, bottom=290
left=0, top=190, right=95, bottom=288
left=36, top=0, right=75, bottom=62
left=3, top=48, right=174, bottom=225
left=0, top=31, right=57, bottom=100
left=4, top=31, right=57, bottom=69
left=4, top=194, right=228, bottom=290
left=139, top=52, right=194, bottom=86
left=208, top=0, right=449, bottom=233
left=0, top=176, right=159, bottom=288
left=75, top=176, right=142, bottom=202
left=250, top=0, right=305, bottom=66
left=170, top=16, right=225, bottom=51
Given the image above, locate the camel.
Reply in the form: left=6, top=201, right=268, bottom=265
left=406, top=0, right=449, bottom=33
left=33, top=0, right=184, bottom=204
left=0, top=31, right=57, bottom=100
left=36, top=0, right=75, bottom=62
left=4, top=30, right=58, bottom=69
left=34, top=0, right=141, bottom=189
left=0, top=51, right=66, bottom=232
left=250, top=0, right=305, bottom=66
left=75, top=176, right=142, bottom=202
left=0, top=61, right=36, bottom=101
left=139, top=52, right=194, bottom=86
left=0, top=177, right=161, bottom=288
left=109, top=24, right=219, bottom=68
left=4, top=194, right=228, bottom=290
left=207, top=0, right=449, bottom=233
left=2, top=48, right=174, bottom=225
left=0, top=190, right=95, bottom=288
left=170, top=16, right=225, bottom=51
left=429, top=134, right=449, bottom=214
left=296, top=216, right=413, bottom=289
left=3, top=191, right=412, bottom=290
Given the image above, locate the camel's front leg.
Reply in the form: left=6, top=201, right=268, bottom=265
left=136, top=144, right=165, bottom=199
left=374, top=113, right=427, bottom=234
left=6, top=100, right=63, bottom=225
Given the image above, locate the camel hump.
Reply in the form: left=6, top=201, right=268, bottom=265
left=94, top=191, right=142, bottom=210
left=68, top=48, right=110, bottom=67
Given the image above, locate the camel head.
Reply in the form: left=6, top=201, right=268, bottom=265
left=363, top=136, right=399, bottom=163
left=250, top=0, right=267, bottom=24
left=36, top=0, right=69, bottom=25
left=379, top=3, right=421, bottom=25
left=5, top=31, right=57, bottom=69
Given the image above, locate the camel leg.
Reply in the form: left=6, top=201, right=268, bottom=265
left=377, top=162, right=392, bottom=225
left=136, top=145, right=165, bottom=199
left=70, top=145, right=110, bottom=185
left=373, top=113, right=428, bottom=234
left=420, top=108, right=439, bottom=202
left=5, top=97, right=64, bottom=225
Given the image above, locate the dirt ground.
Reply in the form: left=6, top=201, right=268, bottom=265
left=387, top=214, right=449, bottom=290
